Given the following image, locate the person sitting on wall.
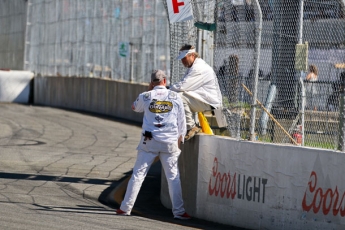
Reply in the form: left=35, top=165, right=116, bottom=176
left=170, top=44, right=223, bottom=141
left=217, top=55, right=240, bottom=104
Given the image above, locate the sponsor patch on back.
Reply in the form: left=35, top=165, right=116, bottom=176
left=143, top=92, right=151, bottom=101
left=168, top=91, right=177, bottom=100
left=149, top=100, right=173, bottom=113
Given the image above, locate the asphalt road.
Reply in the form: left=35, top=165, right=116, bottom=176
left=0, top=103, right=245, bottom=230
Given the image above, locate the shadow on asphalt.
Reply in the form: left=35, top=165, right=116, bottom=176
left=99, top=161, right=248, bottom=230
left=36, top=106, right=246, bottom=230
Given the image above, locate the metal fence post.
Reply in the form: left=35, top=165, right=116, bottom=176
left=23, top=0, right=31, bottom=71
left=338, top=74, right=345, bottom=151
left=249, top=0, right=262, bottom=141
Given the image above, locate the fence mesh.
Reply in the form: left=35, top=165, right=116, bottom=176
left=24, top=0, right=170, bottom=83
left=164, top=0, right=216, bottom=84
left=0, top=0, right=27, bottom=70
left=168, top=0, right=345, bottom=150
left=1, top=0, right=345, bottom=150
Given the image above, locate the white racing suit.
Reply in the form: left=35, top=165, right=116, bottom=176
left=120, top=85, right=187, bottom=217
left=171, top=58, right=223, bottom=129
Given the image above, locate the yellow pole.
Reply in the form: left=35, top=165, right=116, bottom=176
left=198, top=112, right=214, bottom=135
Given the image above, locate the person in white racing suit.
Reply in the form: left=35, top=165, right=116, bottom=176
left=115, top=70, right=191, bottom=220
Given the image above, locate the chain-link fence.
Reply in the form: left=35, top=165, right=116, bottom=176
left=23, top=0, right=170, bottom=83
left=168, top=0, right=345, bottom=150
left=164, top=0, right=216, bottom=84
left=2, top=0, right=345, bottom=150
left=0, top=0, right=27, bottom=70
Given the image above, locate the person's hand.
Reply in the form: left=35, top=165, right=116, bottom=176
left=148, top=82, right=154, bottom=90
left=178, top=135, right=183, bottom=148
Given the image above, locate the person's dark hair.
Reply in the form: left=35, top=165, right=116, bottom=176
left=309, top=64, right=318, bottom=76
left=179, top=44, right=200, bottom=58
left=179, top=44, right=193, bottom=51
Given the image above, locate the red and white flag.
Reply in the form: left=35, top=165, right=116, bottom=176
left=166, top=0, right=193, bottom=23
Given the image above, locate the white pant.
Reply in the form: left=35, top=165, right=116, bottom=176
left=120, top=137, right=185, bottom=216
left=178, top=92, right=212, bottom=130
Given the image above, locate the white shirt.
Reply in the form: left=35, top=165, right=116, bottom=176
left=170, top=58, right=223, bottom=109
left=132, top=85, right=187, bottom=143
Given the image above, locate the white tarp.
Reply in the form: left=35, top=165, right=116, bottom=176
left=0, top=70, right=34, bottom=103
left=166, top=0, right=193, bottom=23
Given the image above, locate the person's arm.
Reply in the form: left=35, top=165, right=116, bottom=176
left=176, top=95, right=187, bottom=144
left=170, top=67, right=206, bottom=92
left=172, top=74, right=204, bottom=91
left=132, top=93, right=147, bottom=113
left=306, top=73, right=317, bottom=81
left=178, top=135, right=183, bottom=149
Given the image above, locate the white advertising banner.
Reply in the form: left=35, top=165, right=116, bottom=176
left=196, top=136, right=345, bottom=229
left=166, top=0, right=193, bottom=23
left=0, top=70, right=34, bottom=103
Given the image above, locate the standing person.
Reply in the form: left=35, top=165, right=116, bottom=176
left=171, top=44, right=223, bottom=141
left=305, top=64, right=318, bottom=110
left=217, top=54, right=239, bottom=103
left=327, top=71, right=345, bottom=111
left=115, top=70, right=191, bottom=220
left=306, top=64, right=318, bottom=81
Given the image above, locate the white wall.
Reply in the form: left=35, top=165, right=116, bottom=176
left=0, top=70, right=34, bottom=103
left=162, top=134, right=345, bottom=230
left=34, top=76, right=146, bottom=123
left=31, top=76, right=345, bottom=229
left=197, top=136, right=345, bottom=229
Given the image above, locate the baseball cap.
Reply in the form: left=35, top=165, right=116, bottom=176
left=151, top=70, right=166, bottom=82
left=176, top=48, right=196, bottom=60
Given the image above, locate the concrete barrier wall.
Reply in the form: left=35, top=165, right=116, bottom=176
left=162, top=134, right=345, bottom=230
left=0, top=70, right=34, bottom=103
left=33, top=76, right=345, bottom=229
left=160, top=136, right=200, bottom=214
left=34, top=76, right=147, bottom=123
